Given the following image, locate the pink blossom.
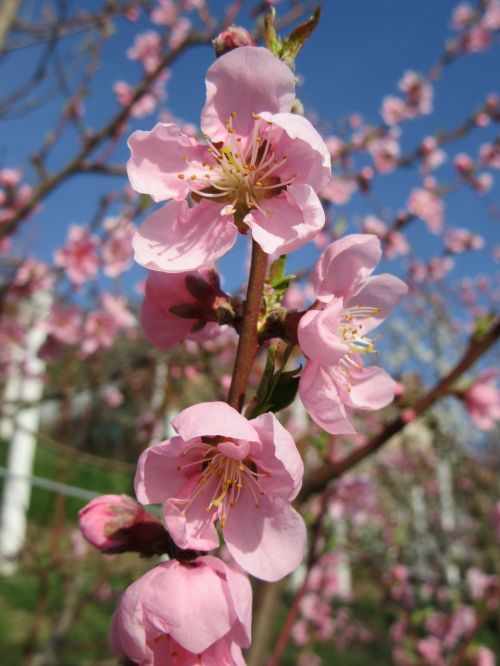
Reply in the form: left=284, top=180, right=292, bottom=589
left=127, top=31, right=162, bottom=73
left=420, top=137, right=446, bottom=172
left=297, top=234, right=407, bottom=434
left=362, top=216, right=409, bottom=259
left=213, top=26, right=256, bottom=57
left=466, top=567, right=498, bottom=601
left=398, top=71, right=433, bottom=116
left=0, top=167, right=22, bottom=188
left=113, top=81, right=159, bottom=118
left=473, top=172, right=493, bottom=193
left=135, top=401, right=306, bottom=581
left=445, top=227, right=484, bottom=253
left=110, top=556, right=251, bottom=665
left=54, top=224, right=100, bottom=285
left=103, top=386, right=124, bottom=408
left=451, top=3, right=476, bottom=30
left=169, top=17, right=191, bottom=50
left=11, top=258, right=54, bottom=298
left=151, top=0, right=176, bottom=25
left=129, top=47, right=330, bottom=272
left=479, top=142, right=500, bottom=169
left=368, top=135, right=400, bottom=173
left=473, top=647, right=496, bottom=666
left=101, top=216, right=135, bottom=276
left=407, top=187, right=444, bottom=233
left=321, top=175, right=357, bottom=204
left=81, top=311, right=118, bottom=357
left=417, top=636, right=445, bottom=666
left=381, top=95, right=408, bottom=126
left=78, top=494, right=162, bottom=553
left=100, top=293, right=136, bottom=329
left=483, top=0, right=500, bottom=30
left=454, top=152, right=474, bottom=175
left=44, top=304, right=82, bottom=345
left=141, top=266, right=224, bottom=350
left=464, top=369, right=500, bottom=430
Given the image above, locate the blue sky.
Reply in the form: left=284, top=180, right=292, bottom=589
left=1, top=0, right=499, bottom=297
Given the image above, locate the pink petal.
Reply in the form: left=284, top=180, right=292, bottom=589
left=200, top=556, right=252, bottom=649
left=133, top=199, right=238, bottom=273
left=141, top=271, right=198, bottom=349
left=299, top=361, right=356, bottom=435
left=224, top=492, right=306, bottom=581
left=245, top=184, right=325, bottom=255
left=313, top=234, right=382, bottom=302
left=344, top=365, right=396, bottom=410
left=171, top=401, right=259, bottom=442
left=164, top=476, right=220, bottom=551
left=111, top=586, right=148, bottom=663
left=201, top=47, right=295, bottom=142
left=250, top=411, right=304, bottom=501
left=346, top=273, right=408, bottom=334
left=134, top=437, right=189, bottom=505
left=217, top=439, right=251, bottom=460
left=127, top=123, right=210, bottom=202
left=144, top=561, right=234, bottom=654
left=298, top=299, right=349, bottom=366
left=259, top=112, right=331, bottom=191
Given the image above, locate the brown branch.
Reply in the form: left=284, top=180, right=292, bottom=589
left=299, top=316, right=500, bottom=500
left=227, top=241, right=268, bottom=411
left=0, top=29, right=211, bottom=241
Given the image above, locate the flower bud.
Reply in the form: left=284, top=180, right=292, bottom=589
left=213, top=25, right=255, bottom=57
left=78, top=494, right=168, bottom=556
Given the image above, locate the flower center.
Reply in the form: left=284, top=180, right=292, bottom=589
left=177, top=113, right=296, bottom=218
left=332, top=304, right=382, bottom=393
left=176, top=441, right=271, bottom=528
left=337, top=305, right=382, bottom=355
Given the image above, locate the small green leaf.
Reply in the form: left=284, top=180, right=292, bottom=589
left=255, top=344, right=279, bottom=404
left=280, top=8, right=321, bottom=66
left=267, top=370, right=301, bottom=413
left=264, top=7, right=282, bottom=57
left=472, top=311, right=496, bottom=341
left=139, top=194, right=153, bottom=213
left=268, top=255, right=287, bottom=286
left=266, top=254, right=295, bottom=304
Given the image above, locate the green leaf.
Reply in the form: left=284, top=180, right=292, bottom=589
left=246, top=343, right=301, bottom=418
left=268, top=255, right=287, bottom=286
left=472, top=311, right=496, bottom=341
left=264, top=7, right=282, bottom=57
left=266, top=254, right=295, bottom=304
left=267, top=369, right=301, bottom=413
left=280, top=8, right=321, bottom=66
left=255, top=344, right=279, bottom=403
left=138, top=194, right=153, bottom=213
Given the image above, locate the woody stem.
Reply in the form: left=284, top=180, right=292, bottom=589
left=227, top=241, right=268, bottom=412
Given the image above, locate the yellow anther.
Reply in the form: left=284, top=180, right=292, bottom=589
left=190, top=175, right=197, bottom=180
left=177, top=173, right=185, bottom=179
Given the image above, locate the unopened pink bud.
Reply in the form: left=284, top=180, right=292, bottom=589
left=78, top=494, right=165, bottom=555
left=213, top=26, right=255, bottom=57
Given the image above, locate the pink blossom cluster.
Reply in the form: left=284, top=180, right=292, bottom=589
left=54, top=218, right=134, bottom=285
left=0, top=168, right=34, bottom=240
left=407, top=179, right=445, bottom=234
left=454, top=152, right=494, bottom=193
left=381, top=71, right=433, bottom=126
left=293, top=558, right=373, bottom=651
left=450, top=0, right=500, bottom=54
left=297, top=234, right=407, bottom=434
left=79, top=42, right=418, bottom=666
